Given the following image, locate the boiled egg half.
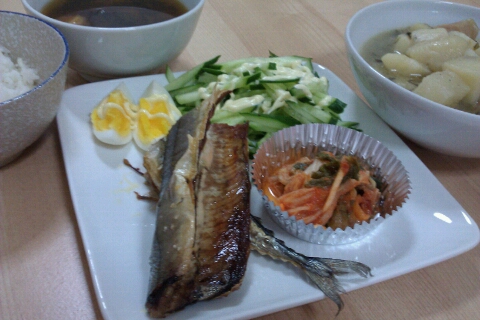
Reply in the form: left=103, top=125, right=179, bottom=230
left=90, top=81, right=181, bottom=151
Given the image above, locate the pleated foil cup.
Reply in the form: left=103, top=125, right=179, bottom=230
left=251, top=124, right=411, bottom=245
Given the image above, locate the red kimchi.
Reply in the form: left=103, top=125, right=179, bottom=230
left=263, top=151, right=382, bottom=230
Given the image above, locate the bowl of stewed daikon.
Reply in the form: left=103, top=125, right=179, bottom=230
left=345, top=0, right=480, bottom=158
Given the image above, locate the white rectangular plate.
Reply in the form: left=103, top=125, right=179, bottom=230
left=57, top=64, right=479, bottom=320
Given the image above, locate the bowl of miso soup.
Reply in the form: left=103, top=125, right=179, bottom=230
left=345, top=0, right=480, bottom=158
left=22, top=0, right=205, bottom=81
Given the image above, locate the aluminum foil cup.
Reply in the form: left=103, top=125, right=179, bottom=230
left=251, top=124, right=411, bottom=245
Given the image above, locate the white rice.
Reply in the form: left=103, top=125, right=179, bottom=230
left=0, top=45, right=40, bottom=103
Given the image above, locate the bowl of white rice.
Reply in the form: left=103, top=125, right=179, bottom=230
left=0, top=11, right=69, bottom=167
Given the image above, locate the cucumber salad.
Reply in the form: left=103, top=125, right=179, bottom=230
left=164, top=54, right=359, bottom=155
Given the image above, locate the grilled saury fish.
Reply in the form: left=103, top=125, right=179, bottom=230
left=146, top=90, right=251, bottom=317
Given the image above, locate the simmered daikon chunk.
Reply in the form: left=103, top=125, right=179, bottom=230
left=408, top=23, right=431, bottom=32
left=381, top=53, right=430, bottom=76
left=411, top=28, right=448, bottom=42
left=406, top=33, right=473, bottom=71
left=464, top=49, right=479, bottom=57
left=449, top=31, right=478, bottom=50
left=443, top=56, right=480, bottom=106
left=413, top=70, right=470, bottom=107
left=393, top=34, right=413, bottom=54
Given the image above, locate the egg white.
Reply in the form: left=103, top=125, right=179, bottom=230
left=93, top=127, right=133, bottom=146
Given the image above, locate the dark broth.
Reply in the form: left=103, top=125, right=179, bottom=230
left=42, top=0, right=188, bottom=28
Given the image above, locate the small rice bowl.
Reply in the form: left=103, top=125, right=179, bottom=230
left=0, top=45, right=39, bottom=102
left=0, top=10, right=69, bottom=167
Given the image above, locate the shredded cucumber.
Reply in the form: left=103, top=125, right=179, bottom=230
left=164, top=54, right=359, bottom=156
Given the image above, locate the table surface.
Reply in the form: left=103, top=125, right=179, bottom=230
left=1, top=1, right=480, bottom=319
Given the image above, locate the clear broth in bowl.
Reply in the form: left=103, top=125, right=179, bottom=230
left=42, top=0, right=188, bottom=28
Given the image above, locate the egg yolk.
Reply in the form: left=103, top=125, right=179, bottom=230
left=108, top=90, right=129, bottom=106
left=91, top=104, right=132, bottom=137
left=136, top=111, right=173, bottom=145
left=139, top=97, right=170, bottom=116
left=134, top=95, right=176, bottom=149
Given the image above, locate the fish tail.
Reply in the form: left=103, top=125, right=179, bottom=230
left=255, top=232, right=345, bottom=314
left=295, top=255, right=372, bottom=314
left=301, top=267, right=345, bottom=314
left=250, top=215, right=372, bottom=314
left=281, top=251, right=347, bottom=313
left=318, top=258, right=373, bottom=278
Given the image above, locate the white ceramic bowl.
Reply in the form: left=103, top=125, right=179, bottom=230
left=345, top=0, right=480, bottom=158
left=0, top=11, right=69, bottom=167
left=22, top=0, right=204, bottom=81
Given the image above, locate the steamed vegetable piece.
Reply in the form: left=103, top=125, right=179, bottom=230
left=164, top=55, right=358, bottom=156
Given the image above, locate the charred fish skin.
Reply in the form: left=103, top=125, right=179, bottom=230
left=249, top=215, right=372, bottom=313
left=194, top=123, right=251, bottom=301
